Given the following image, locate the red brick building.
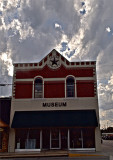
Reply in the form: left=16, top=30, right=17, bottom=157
left=0, top=97, right=11, bottom=152
left=9, top=49, right=101, bottom=152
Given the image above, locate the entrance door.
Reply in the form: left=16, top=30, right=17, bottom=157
left=61, top=128, right=68, bottom=149
left=51, top=128, right=60, bottom=149
left=42, top=129, right=50, bottom=150
left=70, top=128, right=83, bottom=148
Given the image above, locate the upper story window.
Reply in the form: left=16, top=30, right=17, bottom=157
left=34, top=78, right=43, bottom=98
left=66, top=77, right=75, bottom=97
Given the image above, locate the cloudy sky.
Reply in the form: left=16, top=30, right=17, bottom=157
left=0, top=0, right=113, bottom=128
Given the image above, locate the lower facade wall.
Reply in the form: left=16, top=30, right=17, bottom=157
left=8, top=127, right=101, bottom=152
left=95, top=127, right=101, bottom=151
left=0, top=129, right=9, bottom=152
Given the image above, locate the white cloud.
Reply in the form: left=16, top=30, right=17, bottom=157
left=55, top=23, right=62, bottom=29
left=0, top=50, right=13, bottom=76
left=106, top=27, right=111, bottom=32
left=108, top=74, right=113, bottom=85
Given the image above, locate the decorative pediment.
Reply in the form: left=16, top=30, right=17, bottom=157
left=47, top=49, right=61, bottom=69
left=14, top=49, right=96, bottom=69
left=41, top=49, right=69, bottom=69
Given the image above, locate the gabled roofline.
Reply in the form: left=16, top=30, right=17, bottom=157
left=13, top=49, right=96, bottom=65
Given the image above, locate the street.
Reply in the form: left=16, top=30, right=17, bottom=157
left=0, top=157, right=109, bottom=160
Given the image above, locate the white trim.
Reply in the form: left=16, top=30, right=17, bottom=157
left=44, top=78, right=65, bottom=81
left=12, top=97, right=97, bottom=102
left=81, top=129, right=83, bottom=148
left=65, top=75, right=76, bottom=98
left=50, top=129, right=60, bottom=149
left=15, top=149, right=41, bottom=152
left=40, top=130, right=42, bottom=150
left=12, top=66, right=15, bottom=99
left=14, top=49, right=96, bottom=70
left=15, top=79, right=33, bottom=82
left=15, top=77, right=95, bottom=82
left=76, top=77, right=94, bottom=80
left=50, top=129, right=51, bottom=149
left=33, top=76, right=44, bottom=98
left=43, top=81, right=44, bottom=98
left=65, top=78, right=66, bottom=98
left=32, top=81, right=34, bottom=98
left=59, top=130, right=61, bottom=149
left=34, top=75, right=43, bottom=79
left=14, top=62, right=96, bottom=70
left=68, top=129, right=70, bottom=150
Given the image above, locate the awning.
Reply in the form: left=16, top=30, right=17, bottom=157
left=11, top=110, right=98, bottom=128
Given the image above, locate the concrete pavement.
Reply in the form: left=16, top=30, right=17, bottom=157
left=0, top=140, right=112, bottom=159
left=101, top=140, right=113, bottom=160
left=0, top=150, right=68, bottom=158
left=68, top=140, right=113, bottom=159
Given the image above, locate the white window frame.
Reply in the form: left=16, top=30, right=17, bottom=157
left=33, top=76, right=44, bottom=98
left=65, top=75, right=76, bottom=98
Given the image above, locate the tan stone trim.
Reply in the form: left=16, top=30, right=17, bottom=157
left=14, top=63, right=96, bottom=70
left=15, top=77, right=95, bottom=82
left=33, top=76, right=44, bottom=98
left=65, top=75, right=77, bottom=98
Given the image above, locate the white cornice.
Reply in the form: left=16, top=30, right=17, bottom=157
left=13, top=50, right=96, bottom=70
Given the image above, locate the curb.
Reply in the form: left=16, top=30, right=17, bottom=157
left=0, top=152, right=68, bottom=158
left=68, top=153, right=108, bottom=158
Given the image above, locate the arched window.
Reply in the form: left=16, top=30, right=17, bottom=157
left=66, top=77, right=75, bottom=97
left=34, top=78, right=43, bottom=98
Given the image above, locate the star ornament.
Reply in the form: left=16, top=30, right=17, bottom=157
left=50, top=57, right=59, bottom=66
left=49, top=56, right=60, bottom=69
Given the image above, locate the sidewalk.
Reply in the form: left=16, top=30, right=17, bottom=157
left=0, top=140, right=112, bottom=159
left=69, top=140, right=113, bottom=158
left=0, top=150, right=68, bottom=158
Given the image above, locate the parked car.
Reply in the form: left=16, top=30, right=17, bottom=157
left=102, top=133, right=113, bottom=140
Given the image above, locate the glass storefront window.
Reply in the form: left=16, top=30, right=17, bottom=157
left=51, top=128, right=59, bottom=148
left=15, top=127, right=95, bottom=150
left=70, top=128, right=95, bottom=149
left=70, top=128, right=82, bottom=148
left=61, top=128, right=68, bottom=149
left=25, top=139, right=36, bottom=149
left=15, top=129, right=40, bottom=149
left=42, top=129, right=50, bottom=149
left=83, top=128, right=95, bottom=148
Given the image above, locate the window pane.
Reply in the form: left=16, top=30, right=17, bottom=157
left=83, top=128, right=95, bottom=148
left=35, top=78, right=43, bottom=98
left=67, top=77, right=75, bottom=97
left=15, top=129, right=40, bottom=149
left=70, top=128, right=82, bottom=148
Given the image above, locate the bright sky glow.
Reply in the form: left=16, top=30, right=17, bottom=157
left=55, top=23, right=62, bottom=29
left=0, top=52, right=13, bottom=76
left=106, top=27, right=111, bottom=32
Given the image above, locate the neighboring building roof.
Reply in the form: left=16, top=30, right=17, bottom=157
left=11, top=110, right=98, bottom=128
left=0, top=119, right=9, bottom=128
left=0, top=97, right=11, bottom=125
